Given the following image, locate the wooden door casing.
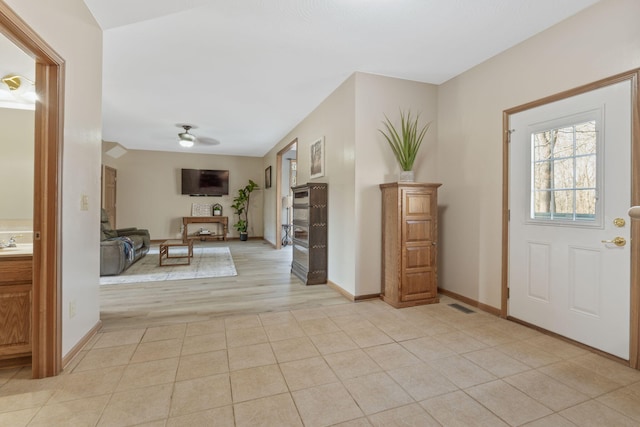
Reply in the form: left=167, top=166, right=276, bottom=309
left=102, top=165, right=117, bottom=227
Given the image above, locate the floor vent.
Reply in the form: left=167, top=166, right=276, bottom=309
left=448, top=303, right=475, bottom=314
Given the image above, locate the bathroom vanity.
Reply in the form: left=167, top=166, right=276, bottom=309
left=0, top=245, right=33, bottom=362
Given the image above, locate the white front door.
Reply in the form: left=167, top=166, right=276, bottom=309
left=509, top=80, right=631, bottom=359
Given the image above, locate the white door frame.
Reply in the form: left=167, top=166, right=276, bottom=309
left=502, top=69, right=640, bottom=369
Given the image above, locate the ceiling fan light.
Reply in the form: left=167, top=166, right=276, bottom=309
left=178, top=132, right=196, bottom=142
left=1, top=75, right=22, bottom=92
left=1, top=74, right=36, bottom=104
left=179, top=138, right=194, bottom=147
left=177, top=124, right=196, bottom=147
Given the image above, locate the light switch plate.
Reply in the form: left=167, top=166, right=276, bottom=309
left=81, top=195, right=89, bottom=211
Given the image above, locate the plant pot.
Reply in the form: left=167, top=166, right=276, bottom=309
left=239, top=232, right=248, bottom=241
left=399, top=170, right=414, bottom=182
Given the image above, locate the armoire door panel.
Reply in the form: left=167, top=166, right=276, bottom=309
left=402, top=270, right=436, bottom=301
left=404, top=246, right=432, bottom=269
left=404, top=220, right=432, bottom=242
left=403, top=192, right=431, bottom=216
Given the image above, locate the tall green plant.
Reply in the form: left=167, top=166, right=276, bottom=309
left=231, top=179, right=258, bottom=234
left=379, top=110, right=431, bottom=171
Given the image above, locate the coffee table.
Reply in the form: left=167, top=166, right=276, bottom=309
left=159, top=239, right=193, bottom=266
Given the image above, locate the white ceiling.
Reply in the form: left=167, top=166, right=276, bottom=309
left=0, top=35, right=35, bottom=110
left=81, top=1, right=596, bottom=155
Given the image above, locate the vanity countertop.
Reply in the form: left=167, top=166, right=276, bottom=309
left=0, top=244, right=33, bottom=258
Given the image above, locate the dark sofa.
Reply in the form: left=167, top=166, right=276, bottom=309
left=100, top=209, right=150, bottom=276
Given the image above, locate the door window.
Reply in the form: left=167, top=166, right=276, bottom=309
left=528, top=112, right=601, bottom=226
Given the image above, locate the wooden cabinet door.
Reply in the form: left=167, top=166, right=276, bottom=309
left=0, top=258, right=32, bottom=358
left=401, top=189, right=437, bottom=301
left=0, top=285, right=32, bottom=356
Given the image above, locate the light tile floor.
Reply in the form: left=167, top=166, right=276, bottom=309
left=2, top=295, right=640, bottom=426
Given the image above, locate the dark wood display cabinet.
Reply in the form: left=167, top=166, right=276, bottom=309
left=291, top=182, right=328, bottom=285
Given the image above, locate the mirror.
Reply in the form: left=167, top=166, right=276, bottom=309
left=0, top=33, right=35, bottom=244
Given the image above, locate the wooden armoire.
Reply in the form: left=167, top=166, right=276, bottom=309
left=380, top=182, right=441, bottom=307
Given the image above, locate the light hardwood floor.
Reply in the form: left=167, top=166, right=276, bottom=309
left=100, top=240, right=350, bottom=331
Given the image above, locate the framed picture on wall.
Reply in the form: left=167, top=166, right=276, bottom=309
left=310, top=136, right=324, bottom=179
left=265, top=166, right=272, bottom=189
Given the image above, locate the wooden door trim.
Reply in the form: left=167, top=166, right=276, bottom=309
left=102, top=165, right=117, bottom=227
left=275, top=138, right=297, bottom=249
left=502, top=69, right=640, bottom=369
left=0, top=2, right=64, bottom=378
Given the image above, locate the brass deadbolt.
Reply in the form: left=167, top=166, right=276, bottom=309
left=613, top=218, right=626, bottom=227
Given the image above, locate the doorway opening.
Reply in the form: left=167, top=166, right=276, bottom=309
left=275, top=139, right=297, bottom=249
left=0, top=3, right=64, bottom=378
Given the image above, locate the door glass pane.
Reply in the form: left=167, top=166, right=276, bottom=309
left=576, top=121, right=597, bottom=154
left=553, top=127, right=574, bottom=158
left=531, top=120, right=597, bottom=221
left=575, top=156, right=596, bottom=188
left=553, top=190, right=573, bottom=215
left=533, top=161, right=551, bottom=190
left=534, top=132, right=552, bottom=160
left=533, top=191, right=551, bottom=218
left=553, top=158, right=573, bottom=189
left=575, top=189, right=596, bottom=217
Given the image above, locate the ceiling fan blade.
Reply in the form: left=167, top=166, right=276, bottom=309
left=197, top=137, right=221, bottom=146
left=171, top=123, right=219, bottom=147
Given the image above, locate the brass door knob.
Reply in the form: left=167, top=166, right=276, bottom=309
left=601, top=237, right=626, bottom=247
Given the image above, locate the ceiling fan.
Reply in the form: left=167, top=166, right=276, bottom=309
left=177, top=124, right=220, bottom=148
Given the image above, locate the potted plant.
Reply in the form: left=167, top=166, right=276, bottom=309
left=231, top=179, right=258, bottom=241
left=379, top=110, right=431, bottom=182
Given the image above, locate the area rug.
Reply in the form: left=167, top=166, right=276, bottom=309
left=99, top=246, right=237, bottom=285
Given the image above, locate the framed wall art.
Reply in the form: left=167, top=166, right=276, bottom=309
left=310, top=136, right=324, bottom=179
left=265, top=165, right=272, bottom=189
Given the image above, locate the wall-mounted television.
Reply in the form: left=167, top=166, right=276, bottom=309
left=181, top=169, right=229, bottom=196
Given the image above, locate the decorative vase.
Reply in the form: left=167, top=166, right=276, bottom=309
left=399, top=170, right=414, bottom=182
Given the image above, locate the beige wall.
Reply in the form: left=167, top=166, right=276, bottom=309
left=5, top=0, right=104, bottom=356
left=437, top=0, right=640, bottom=308
left=105, top=149, right=264, bottom=240
left=264, top=74, right=357, bottom=292
left=354, top=73, right=438, bottom=296
left=263, top=73, right=438, bottom=296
